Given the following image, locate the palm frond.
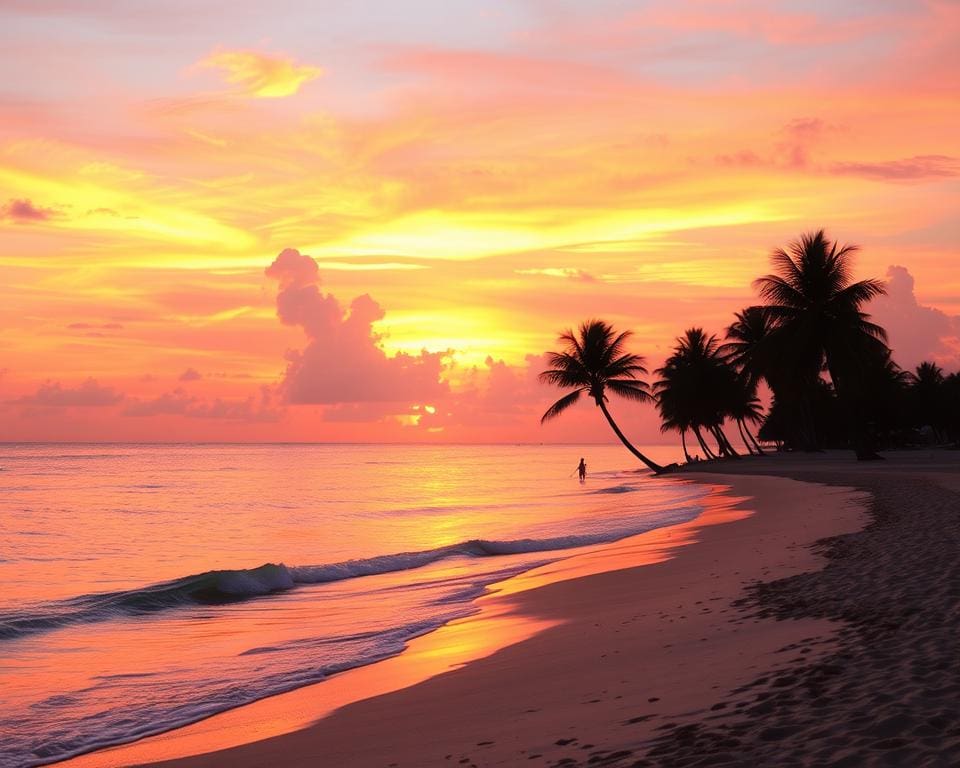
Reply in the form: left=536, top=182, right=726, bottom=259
left=540, top=389, right=585, bottom=424
left=834, top=278, right=886, bottom=308
left=754, top=275, right=806, bottom=308
left=769, top=247, right=804, bottom=290
left=606, top=379, right=654, bottom=402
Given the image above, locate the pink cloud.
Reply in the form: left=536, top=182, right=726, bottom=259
left=265, top=248, right=449, bottom=404
left=830, top=155, right=960, bottom=182
left=18, top=378, right=123, bottom=407
left=715, top=149, right=764, bottom=167
left=124, top=386, right=281, bottom=421
left=178, top=367, right=202, bottom=382
left=776, top=117, right=830, bottom=169
left=713, top=117, right=833, bottom=171
left=1, top=198, right=57, bottom=223
left=870, top=265, right=960, bottom=371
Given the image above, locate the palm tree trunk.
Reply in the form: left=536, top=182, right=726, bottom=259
left=692, top=425, right=715, bottom=458
left=798, top=383, right=819, bottom=450
left=736, top=419, right=755, bottom=455
left=710, top=425, right=734, bottom=457
left=828, top=362, right=882, bottom=461
left=716, top=424, right=741, bottom=458
left=709, top=425, right=728, bottom=457
left=743, top=422, right=766, bottom=455
left=743, top=422, right=764, bottom=456
left=680, top=429, right=692, bottom=463
left=597, top=399, right=666, bottom=473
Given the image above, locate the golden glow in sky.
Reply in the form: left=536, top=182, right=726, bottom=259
left=1, top=0, right=958, bottom=442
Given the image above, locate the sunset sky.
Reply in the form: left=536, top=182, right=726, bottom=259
left=1, top=0, right=957, bottom=442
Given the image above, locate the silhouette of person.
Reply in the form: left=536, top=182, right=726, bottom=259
left=577, top=457, right=587, bottom=482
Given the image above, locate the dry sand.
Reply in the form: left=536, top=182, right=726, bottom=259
left=69, top=451, right=960, bottom=768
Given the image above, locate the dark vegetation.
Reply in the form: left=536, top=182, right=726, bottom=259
left=540, top=230, right=960, bottom=471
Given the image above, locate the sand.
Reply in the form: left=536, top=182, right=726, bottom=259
left=67, top=451, right=960, bottom=768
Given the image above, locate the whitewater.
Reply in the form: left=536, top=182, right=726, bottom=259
left=0, top=443, right=698, bottom=767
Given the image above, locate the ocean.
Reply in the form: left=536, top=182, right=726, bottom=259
left=0, top=442, right=702, bottom=767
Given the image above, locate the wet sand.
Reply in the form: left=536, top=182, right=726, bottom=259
left=68, top=451, right=960, bottom=767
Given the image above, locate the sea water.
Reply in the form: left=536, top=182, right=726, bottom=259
left=0, top=443, right=700, bottom=767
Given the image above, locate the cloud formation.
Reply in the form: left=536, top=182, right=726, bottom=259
left=198, top=49, right=322, bottom=98
left=515, top=267, right=598, bottom=282
left=178, top=367, right=202, bottom=382
left=871, top=265, right=960, bottom=371
left=831, top=155, right=960, bottom=182
left=777, top=117, right=829, bottom=169
left=124, top=386, right=281, bottom=421
left=1, top=198, right=56, bottom=222
left=266, top=248, right=449, bottom=404
left=19, top=379, right=123, bottom=407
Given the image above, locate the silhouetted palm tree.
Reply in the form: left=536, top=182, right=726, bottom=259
left=655, top=328, right=742, bottom=460
left=909, top=362, right=947, bottom=441
left=755, top=230, right=888, bottom=457
left=728, top=382, right=766, bottom=455
left=944, top=373, right=960, bottom=444
left=540, top=320, right=667, bottom=473
left=659, top=411, right=694, bottom=463
left=721, top=309, right=773, bottom=455
left=866, top=351, right=912, bottom=445
left=721, top=306, right=775, bottom=389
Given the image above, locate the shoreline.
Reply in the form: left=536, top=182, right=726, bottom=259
left=64, top=451, right=960, bottom=767
left=58, top=475, right=720, bottom=768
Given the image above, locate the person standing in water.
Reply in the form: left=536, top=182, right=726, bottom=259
left=577, top=457, right=587, bottom=482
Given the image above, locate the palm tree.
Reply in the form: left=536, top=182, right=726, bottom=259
left=659, top=411, right=694, bottom=463
left=719, top=313, right=770, bottom=455
left=866, top=351, right=912, bottom=445
left=728, top=381, right=766, bottom=455
left=721, top=306, right=775, bottom=389
left=944, top=373, right=960, bottom=445
left=540, top=320, right=667, bottom=474
left=754, top=229, right=888, bottom=458
left=655, top=363, right=698, bottom=461
left=909, top=362, right=947, bottom=441
left=655, top=328, right=742, bottom=460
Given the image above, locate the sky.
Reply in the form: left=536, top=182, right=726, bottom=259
left=1, top=0, right=958, bottom=443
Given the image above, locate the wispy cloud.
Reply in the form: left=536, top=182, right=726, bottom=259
left=515, top=267, right=597, bottom=282
left=197, top=49, right=323, bottom=98
left=17, top=379, right=123, bottom=408
left=830, top=155, right=960, bottom=182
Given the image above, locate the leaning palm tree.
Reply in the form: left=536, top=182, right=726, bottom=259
left=540, top=320, right=667, bottom=474
left=755, top=230, right=888, bottom=457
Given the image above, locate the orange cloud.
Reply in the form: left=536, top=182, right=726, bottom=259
left=0, top=1, right=957, bottom=443
left=197, top=49, right=323, bottom=98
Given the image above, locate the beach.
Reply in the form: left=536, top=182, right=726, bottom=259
left=60, top=450, right=960, bottom=767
